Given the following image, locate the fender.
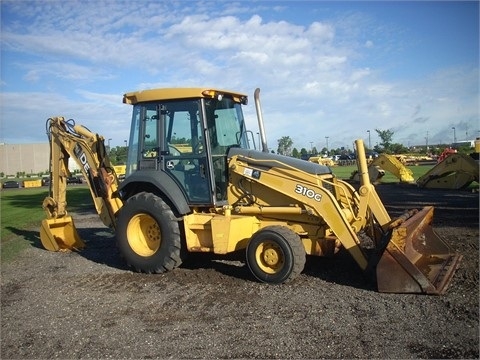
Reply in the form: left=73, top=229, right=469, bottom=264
left=118, top=171, right=191, bottom=215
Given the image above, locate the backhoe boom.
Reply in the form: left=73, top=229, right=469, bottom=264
left=40, top=117, right=123, bottom=251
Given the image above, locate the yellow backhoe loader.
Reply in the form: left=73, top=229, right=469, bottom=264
left=308, top=156, right=337, bottom=167
left=417, top=145, right=479, bottom=189
left=351, top=154, right=415, bottom=184
left=40, top=88, right=462, bottom=294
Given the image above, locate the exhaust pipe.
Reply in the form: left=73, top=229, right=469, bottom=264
left=254, top=88, right=269, bottom=153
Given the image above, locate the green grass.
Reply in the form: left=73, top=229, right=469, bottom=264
left=1, top=164, right=477, bottom=262
left=331, top=164, right=434, bottom=182
left=333, top=163, right=479, bottom=190
left=1, top=186, right=92, bottom=262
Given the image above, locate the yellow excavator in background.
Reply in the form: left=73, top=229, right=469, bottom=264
left=351, top=154, right=415, bottom=184
left=308, top=155, right=337, bottom=167
left=113, top=165, right=126, bottom=180
left=417, top=144, right=479, bottom=189
left=40, top=88, right=462, bottom=294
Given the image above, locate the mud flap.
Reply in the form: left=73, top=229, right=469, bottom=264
left=40, top=216, right=85, bottom=252
left=376, top=206, right=462, bottom=294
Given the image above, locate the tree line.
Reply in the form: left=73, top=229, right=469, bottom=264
left=275, top=129, right=467, bottom=157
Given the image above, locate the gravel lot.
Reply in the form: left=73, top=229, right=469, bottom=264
left=1, top=183, right=478, bottom=359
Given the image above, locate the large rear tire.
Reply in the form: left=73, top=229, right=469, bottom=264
left=116, top=192, right=184, bottom=273
left=246, top=226, right=306, bottom=284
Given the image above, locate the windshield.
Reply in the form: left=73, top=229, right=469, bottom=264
left=204, top=96, right=249, bottom=151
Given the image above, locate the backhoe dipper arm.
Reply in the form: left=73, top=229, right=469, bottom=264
left=43, top=117, right=123, bottom=229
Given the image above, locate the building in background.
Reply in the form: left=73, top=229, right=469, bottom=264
left=0, top=143, right=80, bottom=176
left=452, top=140, right=475, bottom=148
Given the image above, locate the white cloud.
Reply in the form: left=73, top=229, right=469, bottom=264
left=0, top=91, right=131, bottom=146
left=20, top=62, right=114, bottom=83
left=233, top=51, right=269, bottom=64
left=0, top=1, right=478, bottom=150
left=350, top=68, right=371, bottom=82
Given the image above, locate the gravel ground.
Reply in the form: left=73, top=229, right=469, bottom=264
left=1, top=183, right=478, bottom=359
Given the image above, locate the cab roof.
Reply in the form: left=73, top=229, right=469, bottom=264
left=123, top=88, right=248, bottom=105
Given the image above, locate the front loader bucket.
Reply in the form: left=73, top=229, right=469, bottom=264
left=376, top=206, right=462, bottom=294
left=40, top=216, right=85, bottom=252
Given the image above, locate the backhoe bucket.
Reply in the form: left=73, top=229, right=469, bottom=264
left=376, top=206, right=462, bottom=294
left=40, top=216, right=85, bottom=252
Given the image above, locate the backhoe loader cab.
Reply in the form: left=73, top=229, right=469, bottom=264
left=122, top=88, right=250, bottom=206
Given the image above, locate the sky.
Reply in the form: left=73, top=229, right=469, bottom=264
left=1, top=0, right=478, bottom=152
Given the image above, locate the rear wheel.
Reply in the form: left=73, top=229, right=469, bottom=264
left=246, top=226, right=306, bottom=284
left=116, top=192, right=184, bottom=273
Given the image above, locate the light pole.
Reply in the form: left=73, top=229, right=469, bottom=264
left=425, top=131, right=428, bottom=151
left=367, top=130, right=371, bottom=149
left=108, top=138, right=112, bottom=151
left=325, top=136, right=329, bottom=154
left=310, top=141, right=313, bottom=153
left=452, top=127, right=456, bottom=144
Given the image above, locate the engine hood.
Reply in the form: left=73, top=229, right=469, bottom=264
left=228, top=148, right=332, bottom=176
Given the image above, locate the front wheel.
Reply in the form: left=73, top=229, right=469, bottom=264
left=115, top=192, right=184, bottom=273
left=246, top=226, right=306, bottom=284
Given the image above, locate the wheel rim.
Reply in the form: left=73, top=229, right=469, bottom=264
left=255, top=240, right=285, bottom=274
left=127, top=213, right=161, bottom=257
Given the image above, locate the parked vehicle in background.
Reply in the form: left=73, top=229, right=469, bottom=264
left=2, top=180, right=21, bottom=189
left=66, top=176, right=83, bottom=184
left=42, top=177, right=50, bottom=186
left=113, top=165, right=126, bottom=181
left=338, top=154, right=353, bottom=160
